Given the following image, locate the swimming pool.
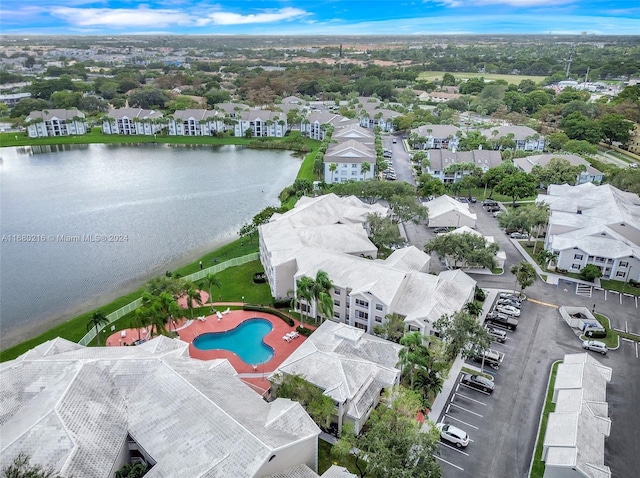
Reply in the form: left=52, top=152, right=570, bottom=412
left=192, top=318, right=274, bottom=365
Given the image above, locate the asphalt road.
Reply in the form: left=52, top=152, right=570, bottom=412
left=396, top=191, right=640, bottom=477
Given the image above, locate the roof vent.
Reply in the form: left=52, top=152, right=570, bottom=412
left=577, top=210, right=582, bottom=214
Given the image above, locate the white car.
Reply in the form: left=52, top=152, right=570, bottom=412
left=435, top=423, right=470, bottom=448
left=495, top=305, right=521, bottom=317
left=582, top=340, right=608, bottom=355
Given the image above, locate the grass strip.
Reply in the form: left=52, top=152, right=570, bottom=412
left=529, top=360, right=559, bottom=478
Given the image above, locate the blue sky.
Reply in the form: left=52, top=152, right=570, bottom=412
left=2, top=1, right=639, bottom=36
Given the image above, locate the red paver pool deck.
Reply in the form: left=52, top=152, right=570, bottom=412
left=106, top=306, right=313, bottom=392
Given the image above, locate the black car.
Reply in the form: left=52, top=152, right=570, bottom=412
left=482, top=199, right=499, bottom=206
left=496, top=298, right=521, bottom=308
left=486, top=311, right=518, bottom=330
left=468, top=196, right=477, bottom=203
left=461, top=373, right=495, bottom=393
left=486, top=206, right=501, bottom=213
left=433, top=227, right=450, bottom=234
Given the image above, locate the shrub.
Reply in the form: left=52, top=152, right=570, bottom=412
left=579, top=264, right=603, bottom=282
left=475, top=286, right=486, bottom=302
left=243, top=304, right=294, bottom=326
left=585, top=329, right=607, bottom=339
left=296, top=325, right=313, bottom=337
left=272, top=298, right=292, bottom=309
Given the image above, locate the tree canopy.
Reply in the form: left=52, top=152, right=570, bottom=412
left=434, top=310, right=491, bottom=361
left=274, top=374, right=335, bottom=430
left=424, top=232, right=499, bottom=270
left=495, top=171, right=538, bottom=205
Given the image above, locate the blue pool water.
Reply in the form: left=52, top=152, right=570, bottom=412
left=192, top=318, right=274, bottom=365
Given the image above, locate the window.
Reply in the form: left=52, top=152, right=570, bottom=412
left=616, top=271, right=626, bottom=278
left=355, top=299, right=369, bottom=307
left=334, top=289, right=341, bottom=295
left=352, top=171, right=358, bottom=176
left=352, top=163, right=358, bottom=168
left=356, top=310, right=369, bottom=320
left=375, top=315, right=383, bottom=323
left=571, top=264, right=581, bottom=270
left=333, top=300, right=340, bottom=307
left=574, top=254, right=583, bottom=260
left=334, top=311, right=341, bottom=319
left=619, top=261, right=628, bottom=268
left=375, top=304, right=383, bottom=311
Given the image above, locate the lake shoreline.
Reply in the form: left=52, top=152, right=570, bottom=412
left=1, top=234, right=240, bottom=350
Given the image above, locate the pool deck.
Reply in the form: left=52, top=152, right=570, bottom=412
left=105, top=304, right=312, bottom=393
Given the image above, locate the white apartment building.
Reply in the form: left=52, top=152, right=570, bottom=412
left=102, top=108, right=164, bottom=135
left=25, top=109, right=88, bottom=138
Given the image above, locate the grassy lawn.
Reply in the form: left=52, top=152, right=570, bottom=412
left=417, top=71, right=546, bottom=85
left=456, top=186, right=537, bottom=203
left=579, top=314, right=619, bottom=349
left=600, top=279, right=640, bottom=297
left=318, top=439, right=361, bottom=475
left=491, top=268, right=504, bottom=275
left=0, top=127, right=259, bottom=148
left=530, top=361, right=559, bottom=478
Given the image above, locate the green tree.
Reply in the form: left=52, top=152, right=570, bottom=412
left=606, top=167, right=640, bottom=195
left=510, top=261, right=537, bottom=293
left=333, top=387, right=442, bottom=478
left=389, top=194, right=428, bottom=225
left=418, top=175, right=446, bottom=197
left=561, top=112, right=602, bottom=144
left=531, top=157, right=586, bottom=188
left=9, top=98, right=50, bottom=118
left=598, top=114, right=634, bottom=145
left=311, top=270, right=334, bottom=323
left=87, top=311, right=109, bottom=346
left=360, top=161, right=371, bottom=181
left=373, top=313, right=406, bottom=343
left=397, top=332, right=431, bottom=388
left=128, top=88, right=168, bottom=109
left=481, top=160, right=519, bottom=197
left=274, top=374, right=335, bottom=430
left=579, top=264, right=603, bottom=282
left=495, top=171, right=537, bottom=206
left=329, top=163, right=338, bottom=183
left=434, top=310, right=491, bottom=361
left=366, top=212, right=401, bottom=250
left=200, top=273, right=222, bottom=305
left=425, top=232, right=499, bottom=270
left=205, top=88, right=231, bottom=107
left=182, top=281, right=203, bottom=319
left=546, top=131, right=570, bottom=151
left=3, top=454, right=62, bottom=478
left=442, top=72, right=456, bottom=86
left=115, top=462, right=148, bottom=478
left=295, top=276, right=315, bottom=323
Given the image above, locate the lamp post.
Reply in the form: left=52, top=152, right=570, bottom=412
left=242, top=296, right=245, bottom=307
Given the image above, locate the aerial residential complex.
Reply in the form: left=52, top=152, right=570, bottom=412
left=540, top=183, right=640, bottom=282
left=258, top=194, right=476, bottom=336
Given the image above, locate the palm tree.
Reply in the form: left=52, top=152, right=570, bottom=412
left=132, top=308, right=151, bottom=343
left=296, top=276, right=315, bottom=323
left=200, top=273, right=222, bottom=305
left=397, top=332, right=430, bottom=388
left=158, top=291, right=184, bottom=333
left=360, top=161, right=371, bottom=181
left=464, top=301, right=483, bottom=317
left=329, top=163, right=338, bottom=183
left=311, top=270, right=334, bottom=323
left=184, top=282, right=203, bottom=319
left=87, top=311, right=109, bottom=346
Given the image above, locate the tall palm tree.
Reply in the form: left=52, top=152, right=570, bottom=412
left=157, top=291, right=184, bottom=333
left=184, top=282, right=203, bottom=319
left=296, top=276, right=315, bottom=323
left=397, top=332, right=430, bottom=388
left=87, top=311, right=109, bottom=346
left=199, top=273, right=222, bottom=305
left=464, top=301, right=483, bottom=317
left=360, top=161, right=371, bottom=181
left=311, top=270, right=334, bottom=323
left=132, top=308, right=151, bottom=343
left=329, top=163, right=337, bottom=183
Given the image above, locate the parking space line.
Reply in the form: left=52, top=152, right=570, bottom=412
left=636, top=342, right=639, bottom=359
left=454, top=392, right=488, bottom=406
left=449, top=402, right=484, bottom=417
left=437, top=442, right=470, bottom=456
left=444, top=414, right=478, bottom=429
left=434, top=454, right=464, bottom=470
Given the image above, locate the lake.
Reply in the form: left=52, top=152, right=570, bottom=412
left=0, top=143, right=301, bottom=348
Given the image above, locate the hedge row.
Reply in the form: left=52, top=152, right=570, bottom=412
left=243, top=304, right=295, bottom=326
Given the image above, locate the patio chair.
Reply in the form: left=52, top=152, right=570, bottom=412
left=282, top=335, right=292, bottom=342
left=216, top=311, right=224, bottom=320
left=222, top=307, right=231, bottom=315
left=120, top=330, right=127, bottom=338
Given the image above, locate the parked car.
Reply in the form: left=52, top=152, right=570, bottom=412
left=486, top=206, right=501, bottom=213
left=499, top=292, right=525, bottom=301
left=392, top=139, right=398, bottom=143
left=472, top=349, right=505, bottom=370
left=385, top=175, right=397, bottom=181
left=487, top=326, right=507, bottom=343
left=456, top=197, right=469, bottom=203
left=433, top=227, right=450, bottom=234
left=497, top=298, right=521, bottom=308
left=495, top=305, right=521, bottom=317
left=468, top=196, right=477, bottom=203
left=510, top=232, right=529, bottom=240
left=435, top=423, right=470, bottom=448
left=486, top=311, right=518, bottom=330
left=482, top=199, right=498, bottom=206
left=582, top=340, right=608, bottom=355
left=461, top=373, right=495, bottom=393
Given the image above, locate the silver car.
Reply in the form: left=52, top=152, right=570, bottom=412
left=582, top=340, right=608, bottom=355
left=435, top=423, right=470, bottom=448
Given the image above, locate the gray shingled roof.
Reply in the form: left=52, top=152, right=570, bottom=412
left=106, top=108, right=163, bottom=120
left=0, top=337, right=320, bottom=478
left=26, top=109, right=85, bottom=121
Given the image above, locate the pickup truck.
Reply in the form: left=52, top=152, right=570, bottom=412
left=485, top=311, right=518, bottom=330
left=472, top=349, right=505, bottom=370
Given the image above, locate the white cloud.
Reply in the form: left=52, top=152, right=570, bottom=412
left=202, top=7, right=308, bottom=25
left=50, top=6, right=193, bottom=28
left=432, top=0, right=575, bottom=6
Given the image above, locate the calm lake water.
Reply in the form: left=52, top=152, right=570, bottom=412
left=0, top=143, right=300, bottom=347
